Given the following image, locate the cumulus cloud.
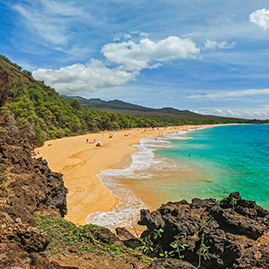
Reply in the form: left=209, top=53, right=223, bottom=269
left=189, top=88, right=269, bottom=100
left=33, top=59, right=137, bottom=95
left=204, top=40, right=235, bottom=50
left=249, top=8, right=269, bottom=30
left=102, top=36, right=200, bottom=71
left=33, top=36, right=200, bottom=94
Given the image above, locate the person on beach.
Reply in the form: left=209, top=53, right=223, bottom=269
left=86, top=139, right=88, bottom=143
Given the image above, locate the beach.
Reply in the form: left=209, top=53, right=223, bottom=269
left=35, top=125, right=215, bottom=226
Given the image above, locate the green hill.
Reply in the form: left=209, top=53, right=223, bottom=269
left=63, top=95, right=265, bottom=123
left=0, top=56, right=157, bottom=143
left=0, top=55, right=267, bottom=145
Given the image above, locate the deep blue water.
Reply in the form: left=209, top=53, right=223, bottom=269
left=155, top=124, right=269, bottom=208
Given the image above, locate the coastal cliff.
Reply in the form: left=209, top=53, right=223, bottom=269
left=0, top=132, right=69, bottom=268
left=0, top=133, right=148, bottom=268
left=1, top=133, right=269, bottom=268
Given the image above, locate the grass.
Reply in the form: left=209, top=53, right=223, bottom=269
left=35, top=213, right=152, bottom=263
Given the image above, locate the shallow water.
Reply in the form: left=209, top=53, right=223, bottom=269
left=86, top=124, right=269, bottom=230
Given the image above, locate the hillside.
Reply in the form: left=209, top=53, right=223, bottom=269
left=63, top=96, right=222, bottom=118
left=0, top=57, right=161, bottom=143
left=64, top=96, right=266, bottom=123
left=0, top=55, right=267, bottom=146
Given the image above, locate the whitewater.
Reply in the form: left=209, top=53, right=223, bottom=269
left=86, top=124, right=269, bottom=230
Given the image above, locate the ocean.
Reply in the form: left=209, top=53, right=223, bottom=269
left=86, top=124, right=269, bottom=231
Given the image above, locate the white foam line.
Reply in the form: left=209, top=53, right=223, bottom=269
left=86, top=127, right=208, bottom=228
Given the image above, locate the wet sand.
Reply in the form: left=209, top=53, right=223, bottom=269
left=35, top=125, right=215, bottom=225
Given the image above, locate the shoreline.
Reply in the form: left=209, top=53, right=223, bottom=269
left=35, top=125, right=217, bottom=225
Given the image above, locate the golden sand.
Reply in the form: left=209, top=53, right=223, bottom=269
left=35, top=125, right=215, bottom=225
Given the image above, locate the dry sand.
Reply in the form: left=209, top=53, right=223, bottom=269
left=35, top=125, right=215, bottom=225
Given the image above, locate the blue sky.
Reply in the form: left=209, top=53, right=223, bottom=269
left=1, top=0, right=269, bottom=119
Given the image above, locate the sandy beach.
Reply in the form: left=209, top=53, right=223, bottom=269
left=35, top=125, right=214, bottom=225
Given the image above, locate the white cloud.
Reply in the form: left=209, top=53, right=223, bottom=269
left=102, top=36, right=200, bottom=71
left=189, top=88, right=269, bottom=100
left=213, top=108, right=269, bottom=119
left=214, top=109, right=242, bottom=117
left=249, top=8, right=269, bottom=30
left=139, top=32, right=150, bottom=38
left=204, top=40, right=235, bottom=50
left=113, top=31, right=150, bottom=42
left=33, top=35, right=200, bottom=95
left=197, top=106, right=269, bottom=119
left=12, top=1, right=87, bottom=45
left=33, top=59, right=137, bottom=95
left=130, top=31, right=150, bottom=39
left=214, top=109, right=226, bottom=116
left=123, top=34, right=132, bottom=40
left=38, top=0, right=82, bottom=16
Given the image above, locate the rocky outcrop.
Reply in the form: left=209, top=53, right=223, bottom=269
left=0, top=132, right=69, bottom=268
left=139, top=192, right=269, bottom=269
left=0, top=212, right=50, bottom=253
left=0, top=132, right=149, bottom=269
left=0, top=132, right=67, bottom=224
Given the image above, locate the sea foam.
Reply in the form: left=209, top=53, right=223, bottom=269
left=86, top=128, right=196, bottom=229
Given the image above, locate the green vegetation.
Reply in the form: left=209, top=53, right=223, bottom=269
left=1, top=55, right=268, bottom=145
left=140, top=228, right=164, bottom=255
left=206, top=215, right=214, bottom=225
left=35, top=213, right=151, bottom=262
left=0, top=54, right=32, bottom=77
left=229, top=197, right=238, bottom=211
left=0, top=184, right=9, bottom=192
left=0, top=57, right=162, bottom=143
left=139, top=229, right=211, bottom=269
left=0, top=172, right=9, bottom=192
left=65, top=95, right=269, bottom=125
left=139, top=229, right=190, bottom=260
left=170, top=234, right=189, bottom=259
left=197, top=234, right=210, bottom=269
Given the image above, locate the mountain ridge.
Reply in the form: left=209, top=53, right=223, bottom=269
left=63, top=95, right=224, bottom=119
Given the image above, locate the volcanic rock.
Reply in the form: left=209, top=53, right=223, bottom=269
left=138, top=192, right=269, bottom=269
left=0, top=132, right=68, bottom=268
left=143, top=258, right=196, bottom=269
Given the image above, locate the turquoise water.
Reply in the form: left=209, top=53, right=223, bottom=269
left=87, top=124, right=269, bottom=229
left=156, top=124, right=269, bottom=209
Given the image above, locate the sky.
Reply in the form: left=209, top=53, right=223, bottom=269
left=1, top=1, right=269, bottom=119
